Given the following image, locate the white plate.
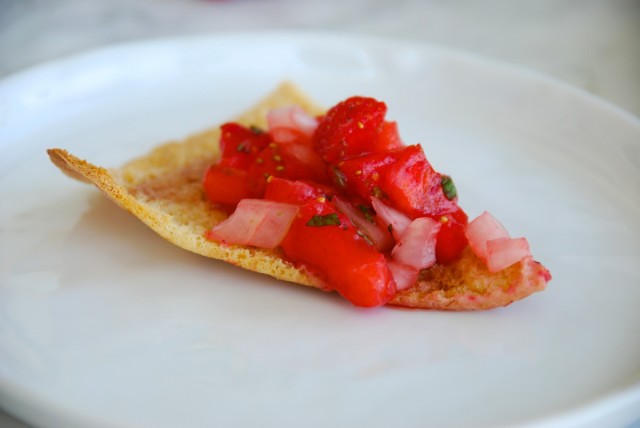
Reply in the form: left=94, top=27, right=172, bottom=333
left=1, top=33, right=639, bottom=428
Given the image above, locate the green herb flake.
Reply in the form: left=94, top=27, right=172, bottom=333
left=236, top=142, right=250, bottom=153
left=372, top=186, right=384, bottom=199
left=249, top=125, right=264, bottom=134
left=356, top=230, right=374, bottom=246
left=333, top=167, right=347, bottom=188
left=306, top=213, right=341, bottom=227
left=358, top=204, right=375, bottom=223
left=441, top=175, right=457, bottom=200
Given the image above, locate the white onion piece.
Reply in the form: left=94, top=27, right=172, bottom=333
left=267, top=106, right=318, bottom=143
left=371, top=197, right=412, bottom=241
left=465, top=211, right=510, bottom=261
left=333, top=196, right=394, bottom=253
left=391, top=217, right=441, bottom=270
left=485, top=237, right=531, bottom=272
left=387, top=260, right=419, bottom=291
left=208, top=199, right=298, bottom=249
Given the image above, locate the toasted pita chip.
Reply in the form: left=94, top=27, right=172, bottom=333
left=48, top=82, right=550, bottom=309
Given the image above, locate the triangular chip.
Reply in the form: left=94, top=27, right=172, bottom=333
left=48, top=82, right=549, bottom=310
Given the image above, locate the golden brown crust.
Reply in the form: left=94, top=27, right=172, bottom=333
left=47, top=81, right=549, bottom=309
left=390, top=249, right=550, bottom=310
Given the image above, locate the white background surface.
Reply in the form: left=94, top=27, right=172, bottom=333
left=1, top=1, right=639, bottom=427
left=1, top=0, right=639, bottom=117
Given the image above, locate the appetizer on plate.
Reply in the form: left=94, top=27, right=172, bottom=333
left=48, top=82, right=550, bottom=309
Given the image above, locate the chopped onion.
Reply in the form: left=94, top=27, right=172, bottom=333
left=270, top=128, right=303, bottom=144
left=284, top=143, right=321, bottom=167
left=207, top=199, right=298, bottom=249
left=267, top=106, right=318, bottom=143
left=485, top=237, right=531, bottom=272
left=387, top=260, right=419, bottom=291
left=465, top=211, right=510, bottom=261
left=371, top=197, right=412, bottom=240
left=333, top=196, right=394, bottom=252
left=391, top=217, right=441, bottom=270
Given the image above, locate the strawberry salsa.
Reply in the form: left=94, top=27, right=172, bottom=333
left=203, top=96, right=533, bottom=307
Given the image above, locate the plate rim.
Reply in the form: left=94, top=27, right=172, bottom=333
left=0, top=30, right=638, bottom=126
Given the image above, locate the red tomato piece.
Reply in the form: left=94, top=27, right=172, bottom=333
left=332, top=151, right=397, bottom=200
left=247, top=142, right=329, bottom=197
left=202, top=164, right=253, bottom=206
left=219, top=123, right=272, bottom=169
left=435, top=208, right=469, bottom=264
left=264, top=177, right=334, bottom=205
left=280, top=199, right=396, bottom=307
left=314, top=96, right=387, bottom=162
left=381, top=145, right=460, bottom=218
left=375, top=121, right=404, bottom=152
left=333, top=145, right=461, bottom=220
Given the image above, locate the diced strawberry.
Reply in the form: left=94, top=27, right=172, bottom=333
left=246, top=142, right=329, bottom=197
left=264, top=177, right=334, bottom=205
left=332, top=145, right=460, bottom=220
left=381, top=145, right=459, bottom=219
left=331, top=151, right=397, bottom=199
left=218, top=123, right=271, bottom=169
left=203, top=164, right=254, bottom=206
left=314, top=96, right=387, bottom=162
left=435, top=208, right=469, bottom=264
left=280, top=199, right=396, bottom=307
left=376, top=121, right=404, bottom=152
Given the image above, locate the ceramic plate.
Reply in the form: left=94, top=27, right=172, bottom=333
left=1, top=33, right=639, bottom=428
